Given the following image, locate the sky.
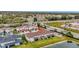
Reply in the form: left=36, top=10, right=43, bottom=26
left=0, top=0, right=79, bottom=11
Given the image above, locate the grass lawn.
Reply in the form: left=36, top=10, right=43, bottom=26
left=47, top=22, right=79, bottom=33
left=13, top=36, right=67, bottom=48
left=47, top=22, right=65, bottom=27
left=64, top=36, right=79, bottom=44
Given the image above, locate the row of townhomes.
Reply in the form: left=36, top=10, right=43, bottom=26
left=0, top=22, right=54, bottom=48
left=16, top=23, right=54, bottom=42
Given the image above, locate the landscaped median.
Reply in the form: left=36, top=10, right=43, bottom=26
left=13, top=36, right=67, bottom=48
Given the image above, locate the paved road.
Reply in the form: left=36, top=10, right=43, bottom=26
left=43, top=19, right=79, bottom=23
left=46, top=24, right=79, bottom=39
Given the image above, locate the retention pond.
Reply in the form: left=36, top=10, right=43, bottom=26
left=45, top=41, right=79, bottom=48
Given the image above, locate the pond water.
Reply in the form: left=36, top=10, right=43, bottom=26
left=46, top=41, right=79, bottom=48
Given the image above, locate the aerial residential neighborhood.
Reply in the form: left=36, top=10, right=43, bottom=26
left=0, top=11, right=79, bottom=48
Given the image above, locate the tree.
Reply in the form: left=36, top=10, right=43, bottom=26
left=3, top=30, right=6, bottom=36
left=66, top=32, right=73, bottom=38
left=67, top=16, right=73, bottom=19
left=22, top=35, right=28, bottom=43
left=43, top=25, right=47, bottom=29
left=34, top=17, right=37, bottom=22
left=37, top=22, right=41, bottom=27
left=45, top=16, right=48, bottom=19
left=13, top=29, right=18, bottom=34
left=61, top=15, right=67, bottom=20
